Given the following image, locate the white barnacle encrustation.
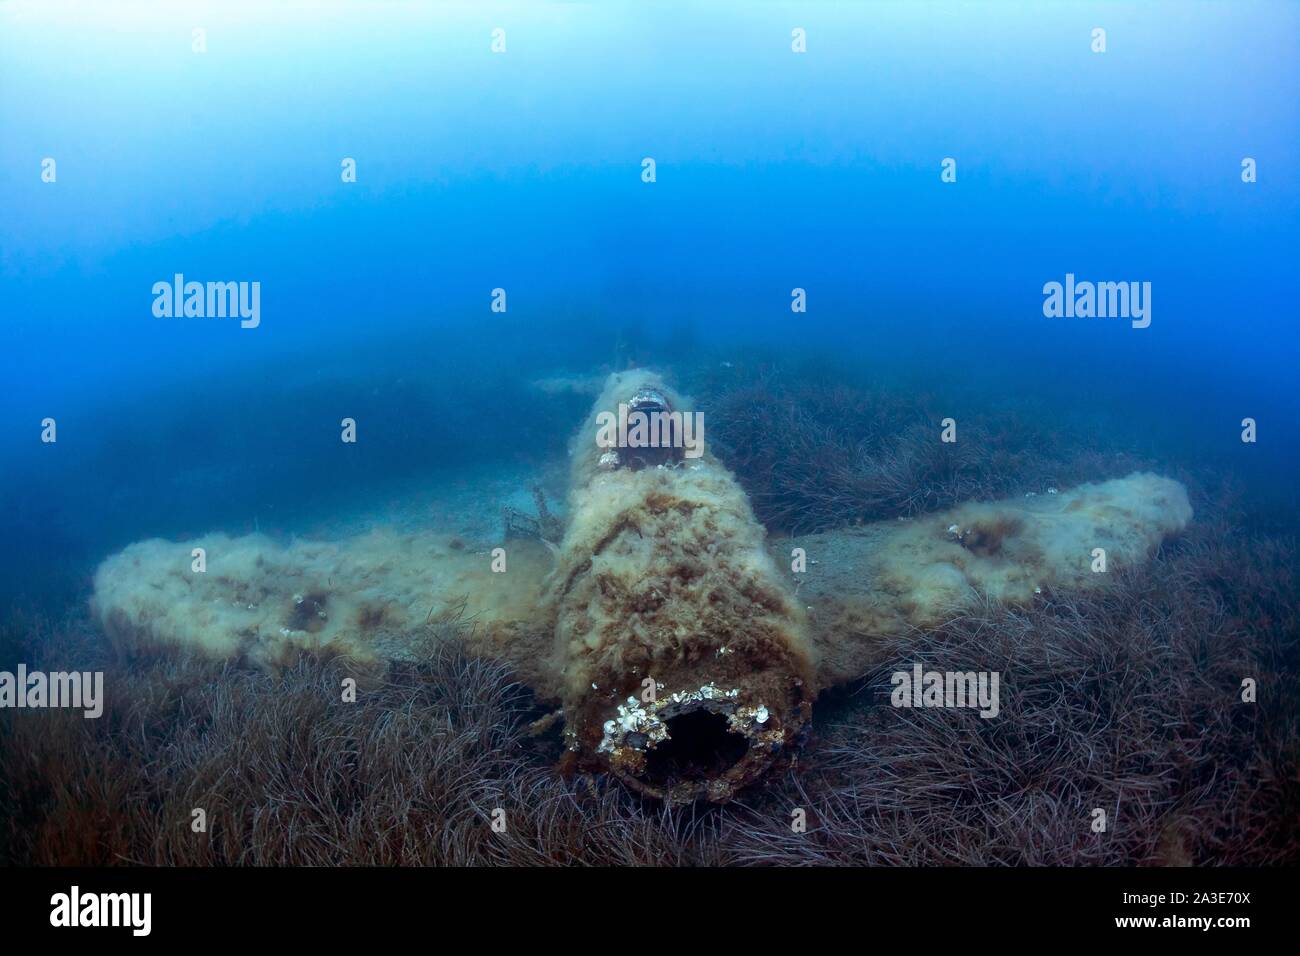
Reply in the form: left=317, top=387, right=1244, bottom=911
left=598, top=694, right=667, bottom=753
left=728, top=702, right=774, bottom=737
left=598, top=682, right=747, bottom=756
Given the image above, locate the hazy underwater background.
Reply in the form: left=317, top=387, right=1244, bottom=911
left=2, top=0, right=1298, bottom=613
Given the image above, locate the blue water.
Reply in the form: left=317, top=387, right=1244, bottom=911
left=2, top=1, right=1297, bottom=607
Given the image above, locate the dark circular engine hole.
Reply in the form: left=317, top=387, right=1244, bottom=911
left=642, top=709, right=750, bottom=786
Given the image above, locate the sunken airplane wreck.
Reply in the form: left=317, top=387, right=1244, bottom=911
left=94, top=370, right=1192, bottom=804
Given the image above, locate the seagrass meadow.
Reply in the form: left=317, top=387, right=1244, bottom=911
left=2, top=355, right=1297, bottom=866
